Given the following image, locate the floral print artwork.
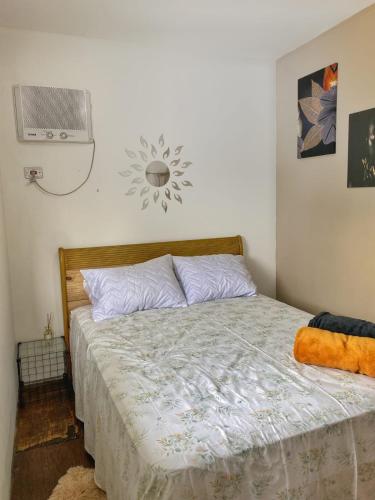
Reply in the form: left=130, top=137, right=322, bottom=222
left=298, top=64, right=338, bottom=159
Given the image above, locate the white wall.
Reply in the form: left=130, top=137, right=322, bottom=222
left=0, top=27, right=276, bottom=342
left=0, top=171, right=17, bottom=498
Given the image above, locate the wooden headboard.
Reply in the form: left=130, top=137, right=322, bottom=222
left=59, top=235, right=243, bottom=349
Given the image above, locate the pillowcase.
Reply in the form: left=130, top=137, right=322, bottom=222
left=173, top=254, right=256, bottom=306
left=81, top=254, right=187, bottom=321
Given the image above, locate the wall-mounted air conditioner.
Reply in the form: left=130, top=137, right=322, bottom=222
left=13, top=85, right=93, bottom=143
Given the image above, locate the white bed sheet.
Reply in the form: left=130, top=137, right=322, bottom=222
left=70, top=295, right=375, bottom=500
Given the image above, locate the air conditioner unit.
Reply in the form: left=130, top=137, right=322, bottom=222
left=13, top=85, right=93, bottom=143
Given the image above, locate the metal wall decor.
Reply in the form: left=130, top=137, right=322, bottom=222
left=119, top=134, right=193, bottom=212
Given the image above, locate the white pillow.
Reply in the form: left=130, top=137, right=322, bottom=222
left=173, top=254, right=256, bottom=306
left=81, top=254, right=187, bottom=321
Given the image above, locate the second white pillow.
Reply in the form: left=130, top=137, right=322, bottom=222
left=173, top=254, right=256, bottom=306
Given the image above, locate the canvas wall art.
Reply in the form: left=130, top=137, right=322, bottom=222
left=348, top=108, right=375, bottom=188
left=298, top=63, right=338, bottom=159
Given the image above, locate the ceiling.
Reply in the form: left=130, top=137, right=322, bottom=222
left=0, top=0, right=373, bottom=59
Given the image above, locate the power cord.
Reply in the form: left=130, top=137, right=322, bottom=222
left=30, top=139, right=96, bottom=196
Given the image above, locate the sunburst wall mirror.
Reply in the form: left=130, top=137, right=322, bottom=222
left=119, top=134, right=193, bottom=212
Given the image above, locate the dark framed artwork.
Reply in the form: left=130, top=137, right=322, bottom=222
left=298, top=63, right=338, bottom=159
left=348, top=108, right=375, bottom=188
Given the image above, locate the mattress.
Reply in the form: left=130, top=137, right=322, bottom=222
left=70, top=295, right=375, bottom=499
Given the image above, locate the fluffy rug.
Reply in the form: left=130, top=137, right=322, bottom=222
left=49, top=466, right=106, bottom=499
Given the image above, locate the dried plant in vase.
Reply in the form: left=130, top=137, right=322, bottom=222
left=43, top=313, right=54, bottom=340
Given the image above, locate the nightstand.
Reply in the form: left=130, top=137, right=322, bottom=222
left=17, top=336, right=70, bottom=406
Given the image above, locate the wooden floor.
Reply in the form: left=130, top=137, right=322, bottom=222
left=11, top=384, right=94, bottom=500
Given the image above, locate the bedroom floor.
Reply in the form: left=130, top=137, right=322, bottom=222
left=11, top=382, right=94, bottom=500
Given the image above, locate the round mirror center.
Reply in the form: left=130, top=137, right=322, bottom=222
left=145, top=161, right=170, bottom=187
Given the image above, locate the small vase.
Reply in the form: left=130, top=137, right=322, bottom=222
left=44, top=326, right=53, bottom=340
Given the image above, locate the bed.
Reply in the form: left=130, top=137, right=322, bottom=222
left=59, top=236, right=375, bottom=499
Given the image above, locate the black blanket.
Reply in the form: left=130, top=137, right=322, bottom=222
left=309, top=312, right=375, bottom=339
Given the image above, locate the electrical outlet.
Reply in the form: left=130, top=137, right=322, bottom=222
left=24, top=167, right=43, bottom=180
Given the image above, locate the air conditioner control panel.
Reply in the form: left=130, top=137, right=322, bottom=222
left=44, top=130, right=69, bottom=140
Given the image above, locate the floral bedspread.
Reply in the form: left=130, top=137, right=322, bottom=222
left=70, top=295, right=375, bottom=499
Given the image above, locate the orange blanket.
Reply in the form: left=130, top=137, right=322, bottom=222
left=294, top=326, right=375, bottom=378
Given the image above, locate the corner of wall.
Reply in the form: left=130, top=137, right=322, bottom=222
left=0, top=170, right=18, bottom=499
